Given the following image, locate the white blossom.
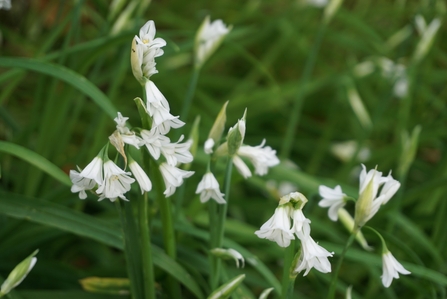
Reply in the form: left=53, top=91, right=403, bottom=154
left=381, top=251, right=410, bottom=287
left=151, top=106, right=185, bottom=134
left=70, top=169, right=96, bottom=199
left=237, top=140, right=280, bottom=176
left=114, top=112, right=142, bottom=148
left=290, top=208, right=311, bottom=238
left=159, top=163, right=194, bottom=197
left=96, top=160, right=135, bottom=202
left=318, top=185, right=347, bottom=221
left=204, top=138, right=215, bottom=154
left=144, top=80, right=170, bottom=116
left=140, top=127, right=171, bottom=160
left=196, top=172, right=225, bottom=204
left=294, top=234, right=333, bottom=276
left=354, top=165, right=400, bottom=227
left=161, top=135, right=193, bottom=166
left=129, top=160, right=152, bottom=194
left=254, top=205, right=295, bottom=248
left=195, top=16, right=231, bottom=68
left=79, top=156, right=104, bottom=185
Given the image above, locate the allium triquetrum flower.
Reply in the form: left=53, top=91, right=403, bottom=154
left=254, top=204, right=294, bottom=248
left=354, top=164, right=400, bottom=228
left=159, top=163, right=194, bottom=197
left=70, top=168, right=96, bottom=199
left=96, top=160, right=135, bottom=202
left=381, top=250, right=411, bottom=287
left=294, top=234, right=333, bottom=276
left=114, top=112, right=142, bottom=149
left=318, top=185, right=347, bottom=221
left=195, top=172, right=225, bottom=204
left=194, top=16, right=231, bottom=69
left=128, top=158, right=152, bottom=194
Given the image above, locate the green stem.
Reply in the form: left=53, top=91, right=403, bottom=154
left=117, top=200, right=144, bottom=299
left=210, top=158, right=233, bottom=289
left=179, top=67, right=200, bottom=123
left=150, top=159, right=182, bottom=298
left=327, top=229, right=358, bottom=299
left=138, top=191, right=155, bottom=299
left=281, top=22, right=327, bottom=159
left=281, top=239, right=297, bottom=299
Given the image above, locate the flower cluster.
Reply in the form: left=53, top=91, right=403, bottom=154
left=70, top=20, right=194, bottom=201
left=318, top=164, right=410, bottom=287
left=255, top=192, right=333, bottom=276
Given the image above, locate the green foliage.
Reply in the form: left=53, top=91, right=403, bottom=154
left=0, top=0, right=446, bottom=298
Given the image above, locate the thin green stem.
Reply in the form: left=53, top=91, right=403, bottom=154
left=327, top=229, right=358, bottom=299
left=150, top=159, right=182, bottom=298
left=281, top=22, right=327, bottom=159
left=179, top=67, right=200, bottom=124
left=281, top=239, right=297, bottom=299
left=138, top=191, right=155, bottom=299
left=117, top=200, right=143, bottom=299
left=210, top=157, right=233, bottom=289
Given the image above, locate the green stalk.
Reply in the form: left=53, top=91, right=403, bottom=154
left=138, top=191, right=155, bottom=299
left=210, top=158, right=233, bottom=289
left=150, top=159, right=182, bottom=298
left=280, top=23, right=327, bottom=159
left=179, top=67, right=200, bottom=124
left=327, top=229, right=358, bottom=299
left=281, top=239, right=297, bottom=299
left=117, top=200, right=144, bottom=299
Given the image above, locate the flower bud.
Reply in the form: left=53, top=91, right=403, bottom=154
left=0, top=250, right=38, bottom=297
left=210, top=248, right=244, bottom=268
left=226, top=109, right=246, bottom=156
left=79, top=277, right=130, bottom=295
left=207, top=274, right=245, bottom=299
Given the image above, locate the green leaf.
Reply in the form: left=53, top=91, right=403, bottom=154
left=0, top=193, right=204, bottom=299
left=0, top=141, right=71, bottom=187
left=0, top=58, right=117, bottom=119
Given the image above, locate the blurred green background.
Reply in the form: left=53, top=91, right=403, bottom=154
left=0, top=0, right=446, bottom=298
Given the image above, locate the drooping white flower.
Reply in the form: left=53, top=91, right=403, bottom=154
left=195, top=16, right=231, bottom=69
left=254, top=205, right=295, bottom=248
left=232, top=155, right=252, bottom=179
left=210, top=248, right=244, bottom=268
left=204, top=138, right=215, bottom=154
left=318, top=185, right=347, bottom=221
left=140, top=127, right=171, bottom=160
left=161, top=135, right=193, bottom=166
left=381, top=250, right=411, bottom=287
left=0, top=0, right=11, bottom=10
left=354, top=165, right=400, bottom=227
left=144, top=80, right=170, bottom=115
left=79, top=156, right=104, bottom=185
left=159, top=163, right=194, bottom=197
left=128, top=159, right=152, bottom=194
left=195, top=172, right=225, bottom=204
left=96, top=160, right=135, bottom=202
left=70, top=169, right=96, bottom=199
left=114, top=112, right=142, bottom=149
left=294, top=234, right=333, bottom=276
left=151, top=106, right=185, bottom=134
left=237, top=140, right=280, bottom=176
left=290, top=208, right=311, bottom=238
left=136, top=20, right=167, bottom=49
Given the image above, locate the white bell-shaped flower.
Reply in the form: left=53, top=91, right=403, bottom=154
left=195, top=172, right=225, bottom=204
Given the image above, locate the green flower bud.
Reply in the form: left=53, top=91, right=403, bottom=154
left=207, top=274, right=245, bottom=299
left=79, top=277, right=130, bottom=295
left=0, top=249, right=38, bottom=297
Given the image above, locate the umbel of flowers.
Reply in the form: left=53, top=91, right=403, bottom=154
left=255, top=192, right=334, bottom=276
left=195, top=106, right=280, bottom=204
left=319, top=164, right=411, bottom=288
left=70, top=20, right=194, bottom=201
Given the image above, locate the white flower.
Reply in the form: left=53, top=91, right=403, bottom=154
left=140, top=127, right=171, bottom=160
left=204, top=138, right=215, bottom=154
left=318, top=185, right=346, bottom=221
left=161, top=135, right=193, bottom=166
left=354, top=165, right=400, bottom=227
left=79, top=156, right=104, bottom=185
left=129, top=160, right=152, bottom=194
left=294, top=235, right=333, bottom=276
left=237, top=140, right=280, bottom=176
left=159, top=163, right=194, bottom=197
left=151, top=106, right=185, bottom=134
left=210, top=248, right=244, bottom=268
left=114, top=112, right=142, bottom=149
left=232, top=155, right=252, bottom=179
left=195, top=16, right=231, bottom=68
left=96, top=160, right=135, bottom=202
left=195, top=172, right=225, bottom=204
left=137, top=20, right=167, bottom=49
left=254, top=205, right=295, bottom=248
left=290, top=208, right=311, bottom=238
left=381, top=251, right=410, bottom=287
left=0, top=0, right=11, bottom=10
left=144, top=80, right=170, bottom=115
left=70, top=169, right=96, bottom=199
